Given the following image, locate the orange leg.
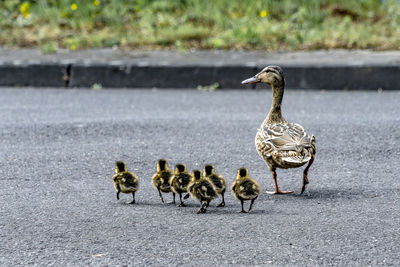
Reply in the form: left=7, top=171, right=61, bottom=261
left=266, top=167, right=293, bottom=195
left=301, top=154, right=315, bottom=194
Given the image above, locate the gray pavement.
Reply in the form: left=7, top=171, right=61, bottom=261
left=0, top=88, right=400, bottom=266
left=1, top=48, right=400, bottom=89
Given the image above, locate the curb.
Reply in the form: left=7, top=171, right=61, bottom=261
left=1, top=49, right=400, bottom=90
left=71, top=64, right=400, bottom=90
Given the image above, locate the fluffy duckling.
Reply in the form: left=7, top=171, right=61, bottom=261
left=151, top=159, right=175, bottom=204
left=188, top=169, right=218, bottom=214
left=231, top=168, right=260, bottom=213
left=203, top=164, right=226, bottom=207
left=170, top=163, right=192, bottom=207
left=112, top=161, right=139, bottom=204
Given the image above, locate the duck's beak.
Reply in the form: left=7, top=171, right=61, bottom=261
left=241, top=74, right=260, bottom=84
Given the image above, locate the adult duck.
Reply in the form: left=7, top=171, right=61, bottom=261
left=242, top=65, right=316, bottom=194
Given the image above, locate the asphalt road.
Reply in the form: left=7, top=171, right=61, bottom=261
left=0, top=88, right=399, bottom=266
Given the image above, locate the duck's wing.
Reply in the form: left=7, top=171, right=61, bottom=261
left=260, top=123, right=312, bottom=151
left=258, top=123, right=315, bottom=166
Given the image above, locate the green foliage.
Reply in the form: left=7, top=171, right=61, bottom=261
left=1, top=0, right=400, bottom=50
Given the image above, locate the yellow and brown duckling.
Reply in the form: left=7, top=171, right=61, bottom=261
left=170, top=163, right=192, bottom=207
left=151, top=159, right=175, bottom=204
left=112, top=161, right=139, bottom=204
left=242, top=66, right=316, bottom=194
left=203, top=164, right=226, bottom=207
left=231, top=168, right=260, bottom=213
left=188, top=169, right=218, bottom=214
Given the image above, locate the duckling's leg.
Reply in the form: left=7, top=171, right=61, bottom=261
left=197, top=198, right=207, bottom=214
left=116, top=191, right=120, bottom=200
left=240, top=198, right=248, bottom=213
left=171, top=192, right=176, bottom=204
left=183, top=193, right=190, bottom=200
left=248, top=196, right=258, bottom=212
left=157, top=186, right=164, bottom=203
left=178, top=193, right=186, bottom=207
left=129, top=192, right=136, bottom=204
left=217, top=190, right=226, bottom=207
left=266, top=167, right=293, bottom=195
left=301, top=155, right=315, bottom=194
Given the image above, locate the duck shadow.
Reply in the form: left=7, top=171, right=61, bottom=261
left=272, top=188, right=365, bottom=201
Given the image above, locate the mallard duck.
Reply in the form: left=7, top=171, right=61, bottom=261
left=231, top=168, right=260, bottom=213
left=188, top=169, right=217, bottom=214
left=203, top=164, right=226, bottom=207
left=170, top=163, right=192, bottom=207
left=112, top=161, right=139, bottom=204
left=242, top=65, right=316, bottom=194
left=151, top=159, right=175, bottom=203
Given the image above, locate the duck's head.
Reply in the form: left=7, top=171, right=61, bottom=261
left=204, top=164, right=214, bottom=176
left=157, top=159, right=169, bottom=172
left=175, top=163, right=186, bottom=173
left=192, top=169, right=202, bottom=180
left=237, top=167, right=249, bottom=178
left=115, top=161, right=126, bottom=173
left=241, top=65, right=285, bottom=87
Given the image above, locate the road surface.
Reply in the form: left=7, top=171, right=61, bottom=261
left=0, top=88, right=399, bottom=266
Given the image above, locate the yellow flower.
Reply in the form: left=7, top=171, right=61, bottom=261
left=69, top=43, right=77, bottom=51
left=20, top=2, right=31, bottom=18
left=71, top=3, right=78, bottom=11
left=260, top=10, right=269, bottom=18
left=93, top=0, right=100, bottom=6
left=232, top=12, right=238, bottom=19
left=20, top=2, right=30, bottom=13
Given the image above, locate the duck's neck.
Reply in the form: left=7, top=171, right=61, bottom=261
left=265, top=83, right=286, bottom=124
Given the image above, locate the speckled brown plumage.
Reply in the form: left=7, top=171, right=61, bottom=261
left=242, top=65, right=316, bottom=194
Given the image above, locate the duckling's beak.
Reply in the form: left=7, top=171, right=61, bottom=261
left=241, top=75, right=260, bottom=84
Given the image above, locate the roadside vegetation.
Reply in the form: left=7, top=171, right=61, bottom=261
left=1, top=0, right=400, bottom=52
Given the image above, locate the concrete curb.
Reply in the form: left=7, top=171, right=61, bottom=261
left=1, top=48, right=400, bottom=89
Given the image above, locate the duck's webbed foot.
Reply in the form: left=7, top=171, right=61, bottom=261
left=266, top=189, right=293, bottom=195
left=267, top=168, right=293, bottom=195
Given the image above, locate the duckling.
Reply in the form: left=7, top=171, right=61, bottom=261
left=231, top=168, right=260, bottom=213
left=242, top=66, right=316, bottom=194
left=151, top=159, right=175, bottom=204
left=112, top=161, right=139, bottom=204
left=170, top=163, right=192, bottom=207
left=203, top=164, right=226, bottom=207
left=188, top=169, right=217, bottom=214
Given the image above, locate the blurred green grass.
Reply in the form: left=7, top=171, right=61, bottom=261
left=1, top=0, right=400, bottom=52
